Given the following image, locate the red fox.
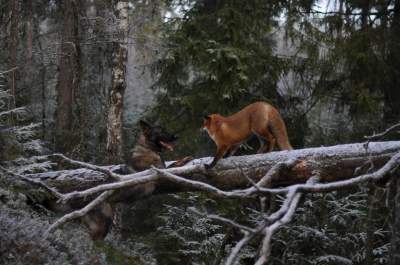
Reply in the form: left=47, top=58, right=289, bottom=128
left=203, top=101, right=293, bottom=168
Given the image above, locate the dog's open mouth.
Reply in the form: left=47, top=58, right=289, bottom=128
left=159, top=141, right=175, bottom=151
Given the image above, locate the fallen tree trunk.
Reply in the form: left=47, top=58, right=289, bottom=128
left=26, top=141, right=400, bottom=202
left=6, top=141, right=400, bottom=263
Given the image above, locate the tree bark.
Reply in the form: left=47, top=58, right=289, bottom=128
left=7, top=0, right=19, bottom=123
left=384, top=0, right=400, bottom=125
left=55, top=0, right=81, bottom=153
left=386, top=7, right=400, bottom=260
left=25, top=141, right=400, bottom=203
left=13, top=140, right=400, bottom=257
left=25, top=0, right=33, bottom=61
left=25, top=0, right=35, bottom=112
left=390, top=175, right=400, bottom=265
left=360, top=0, right=371, bottom=30
left=105, top=1, right=129, bottom=164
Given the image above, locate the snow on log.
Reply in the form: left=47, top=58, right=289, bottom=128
left=25, top=141, right=400, bottom=201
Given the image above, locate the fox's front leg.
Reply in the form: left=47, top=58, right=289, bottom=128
left=205, top=145, right=228, bottom=169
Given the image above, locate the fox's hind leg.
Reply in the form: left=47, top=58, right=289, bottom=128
left=223, top=144, right=240, bottom=158
left=255, top=129, right=276, bottom=153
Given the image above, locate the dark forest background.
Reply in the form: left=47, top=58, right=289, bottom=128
left=1, top=0, right=400, bottom=264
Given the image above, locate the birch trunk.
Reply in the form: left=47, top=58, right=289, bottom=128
left=105, top=1, right=129, bottom=163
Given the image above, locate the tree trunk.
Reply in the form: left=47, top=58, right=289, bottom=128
left=55, top=0, right=81, bottom=153
left=25, top=0, right=33, bottom=61
left=7, top=0, right=19, bottom=124
left=390, top=175, right=400, bottom=265
left=105, top=1, right=129, bottom=164
left=360, top=0, right=370, bottom=30
left=25, top=0, right=34, bottom=109
left=384, top=0, right=400, bottom=125
left=25, top=141, right=400, bottom=203
left=16, top=141, right=400, bottom=251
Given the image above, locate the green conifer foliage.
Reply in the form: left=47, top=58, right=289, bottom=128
left=152, top=0, right=285, bottom=157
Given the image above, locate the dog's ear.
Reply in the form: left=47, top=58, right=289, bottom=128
left=139, top=120, right=152, bottom=135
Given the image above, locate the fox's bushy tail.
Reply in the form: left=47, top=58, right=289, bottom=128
left=268, top=111, right=293, bottom=150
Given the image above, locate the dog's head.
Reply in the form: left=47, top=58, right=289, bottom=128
left=139, top=120, right=178, bottom=152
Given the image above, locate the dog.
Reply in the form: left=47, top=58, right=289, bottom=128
left=127, top=120, right=192, bottom=172
left=83, top=120, right=192, bottom=240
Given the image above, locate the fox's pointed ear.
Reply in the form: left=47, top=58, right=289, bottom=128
left=139, top=120, right=152, bottom=134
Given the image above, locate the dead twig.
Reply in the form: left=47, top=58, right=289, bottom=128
left=45, top=190, right=114, bottom=237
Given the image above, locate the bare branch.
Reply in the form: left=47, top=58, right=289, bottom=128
left=0, top=165, right=63, bottom=199
left=263, top=185, right=299, bottom=223
left=11, top=141, right=398, bottom=257
left=0, top=67, right=18, bottom=75
left=0, top=107, right=26, bottom=118
left=224, top=178, right=311, bottom=265
left=50, top=153, right=122, bottom=181
left=45, top=190, right=114, bottom=237
left=255, top=177, right=319, bottom=265
left=224, top=223, right=267, bottom=265
left=257, top=151, right=400, bottom=195
left=365, top=122, right=400, bottom=142
left=151, top=166, right=247, bottom=197
left=233, top=162, right=260, bottom=191
left=39, top=149, right=400, bottom=223
left=189, top=208, right=255, bottom=233
left=255, top=159, right=298, bottom=188
left=59, top=172, right=158, bottom=202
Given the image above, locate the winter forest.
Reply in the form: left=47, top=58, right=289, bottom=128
left=1, top=0, right=400, bottom=264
